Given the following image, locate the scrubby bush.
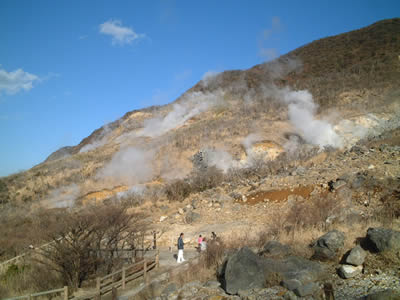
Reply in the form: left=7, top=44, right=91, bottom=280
left=165, top=166, right=224, bottom=202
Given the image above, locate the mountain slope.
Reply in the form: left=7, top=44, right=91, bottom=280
left=0, top=18, right=399, bottom=207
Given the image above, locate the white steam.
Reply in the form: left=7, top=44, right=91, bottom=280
left=80, top=124, right=113, bottom=153
left=279, top=88, right=342, bottom=148
left=44, top=184, right=80, bottom=208
left=116, top=185, right=146, bottom=199
left=139, top=90, right=223, bottom=137
left=201, top=71, right=220, bottom=87
left=202, top=148, right=238, bottom=173
left=242, top=133, right=263, bottom=154
left=97, top=147, right=154, bottom=185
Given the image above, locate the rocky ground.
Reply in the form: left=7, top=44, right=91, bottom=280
left=126, top=227, right=400, bottom=300
left=119, top=129, right=400, bottom=299
left=142, top=128, right=400, bottom=249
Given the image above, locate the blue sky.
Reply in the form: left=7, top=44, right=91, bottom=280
left=0, top=0, right=399, bottom=176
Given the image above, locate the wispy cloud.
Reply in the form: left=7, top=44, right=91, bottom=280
left=99, top=19, right=145, bottom=46
left=259, top=16, right=283, bottom=61
left=0, top=67, right=40, bottom=95
left=79, top=35, right=88, bottom=40
left=263, top=16, right=283, bottom=39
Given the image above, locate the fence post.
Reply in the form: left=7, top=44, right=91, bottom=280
left=64, top=286, right=68, bottom=300
left=96, top=277, right=101, bottom=299
left=143, top=259, right=147, bottom=283
left=156, top=250, right=159, bottom=269
left=111, top=286, right=117, bottom=300
left=122, top=266, right=126, bottom=289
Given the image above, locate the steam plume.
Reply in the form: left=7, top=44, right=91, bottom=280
left=97, top=147, right=154, bottom=185
left=139, top=90, right=223, bottom=137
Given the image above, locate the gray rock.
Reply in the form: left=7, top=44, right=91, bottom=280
left=191, top=198, right=199, bottom=209
left=338, top=265, right=363, bottom=279
left=359, top=289, right=400, bottom=300
left=366, top=227, right=400, bottom=252
left=296, top=166, right=306, bottom=175
left=345, top=245, right=367, bottom=266
left=229, top=192, right=242, bottom=200
left=260, top=241, right=291, bottom=257
left=223, top=247, right=266, bottom=294
left=218, top=194, right=233, bottom=204
left=161, top=282, right=177, bottom=296
left=267, top=256, right=327, bottom=284
left=184, top=211, right=201, bottom=224
left=284, top=290, right=298, bottom=300
left=351, top=174, right=366, bottom=189
left=330, top=179, right=347, bottom=191
left=351, top=145, right=367, bottom=155
left=159, top=205, right=169, bottom=211
left=221, top=249, right=326, bottom=295
left=293, top=282, right=319, bottom=297
left=281, top=279, right=302, bottom=291
left=313, top=230, right=345, bottom=260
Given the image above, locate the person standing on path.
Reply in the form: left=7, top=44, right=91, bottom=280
left=177, top=233, right=185, bottom=263
left=197, top=235, right=203, bottom=251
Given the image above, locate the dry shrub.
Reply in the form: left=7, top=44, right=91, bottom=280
left=189, top=166, right=224, bottom=194
left=0, top=262, right=62, bottom=297
left=267, top=209, right=290, bottom=238
left=169, top=259, right=214, bottom=286
left=165, top=179, right=191, bottom=202
left=285, top=194, right=340, bottom=233
left=379, top=187, right=400, bottom=227
left=165, top=166, right=224, bottom=202
left=204, top=240, right=225, bottom=268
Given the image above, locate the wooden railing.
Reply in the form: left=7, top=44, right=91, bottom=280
left=1, top=251, right=159, bottom=300
left=0, top=239, right=61, bottom=273
left=92, top=251, right=159, bottom=299
left=2, top=287, right=68, bottom=300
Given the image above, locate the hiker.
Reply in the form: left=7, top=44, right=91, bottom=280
left=200, top=237, right=207, bottom=251
left=177, top=233, right=185, bottom=263
left=211, top=231, right=217, bottom=240
left=197, top=234, right=203, bottom=250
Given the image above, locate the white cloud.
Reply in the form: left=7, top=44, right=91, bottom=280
left=263, top=16, right=282, bottom=39
left=99, top=19, right=145, bottom=46
left=0, top=67, right=40, bottom=95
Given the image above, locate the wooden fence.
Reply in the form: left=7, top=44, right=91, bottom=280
left=1, top=251, right=159, bottom=300
left=92, top=251, right=159, bottom=299
left=2, top=287, right=68, bottom=300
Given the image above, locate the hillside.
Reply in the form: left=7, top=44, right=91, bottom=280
left=0, top=18, right=399, bottom=208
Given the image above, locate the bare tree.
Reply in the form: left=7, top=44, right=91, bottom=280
left=36, top=205, right=146, bottom=289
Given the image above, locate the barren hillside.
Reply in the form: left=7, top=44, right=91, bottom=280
left=0, top=18, right=399, bottom=209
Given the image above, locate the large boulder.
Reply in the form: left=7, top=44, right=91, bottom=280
left=221, top=247, right=327, bottom=295
left=345, top=245, right=367, bottom=266
left=313, top=230, right=345, bottom=260
left=265, top=256, right=327, bottom=284
left=366, top=228, right=400, bottom=253
left=259, top=241, right=291, bottom=258
left=223, top=247, right=266, bottom=295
